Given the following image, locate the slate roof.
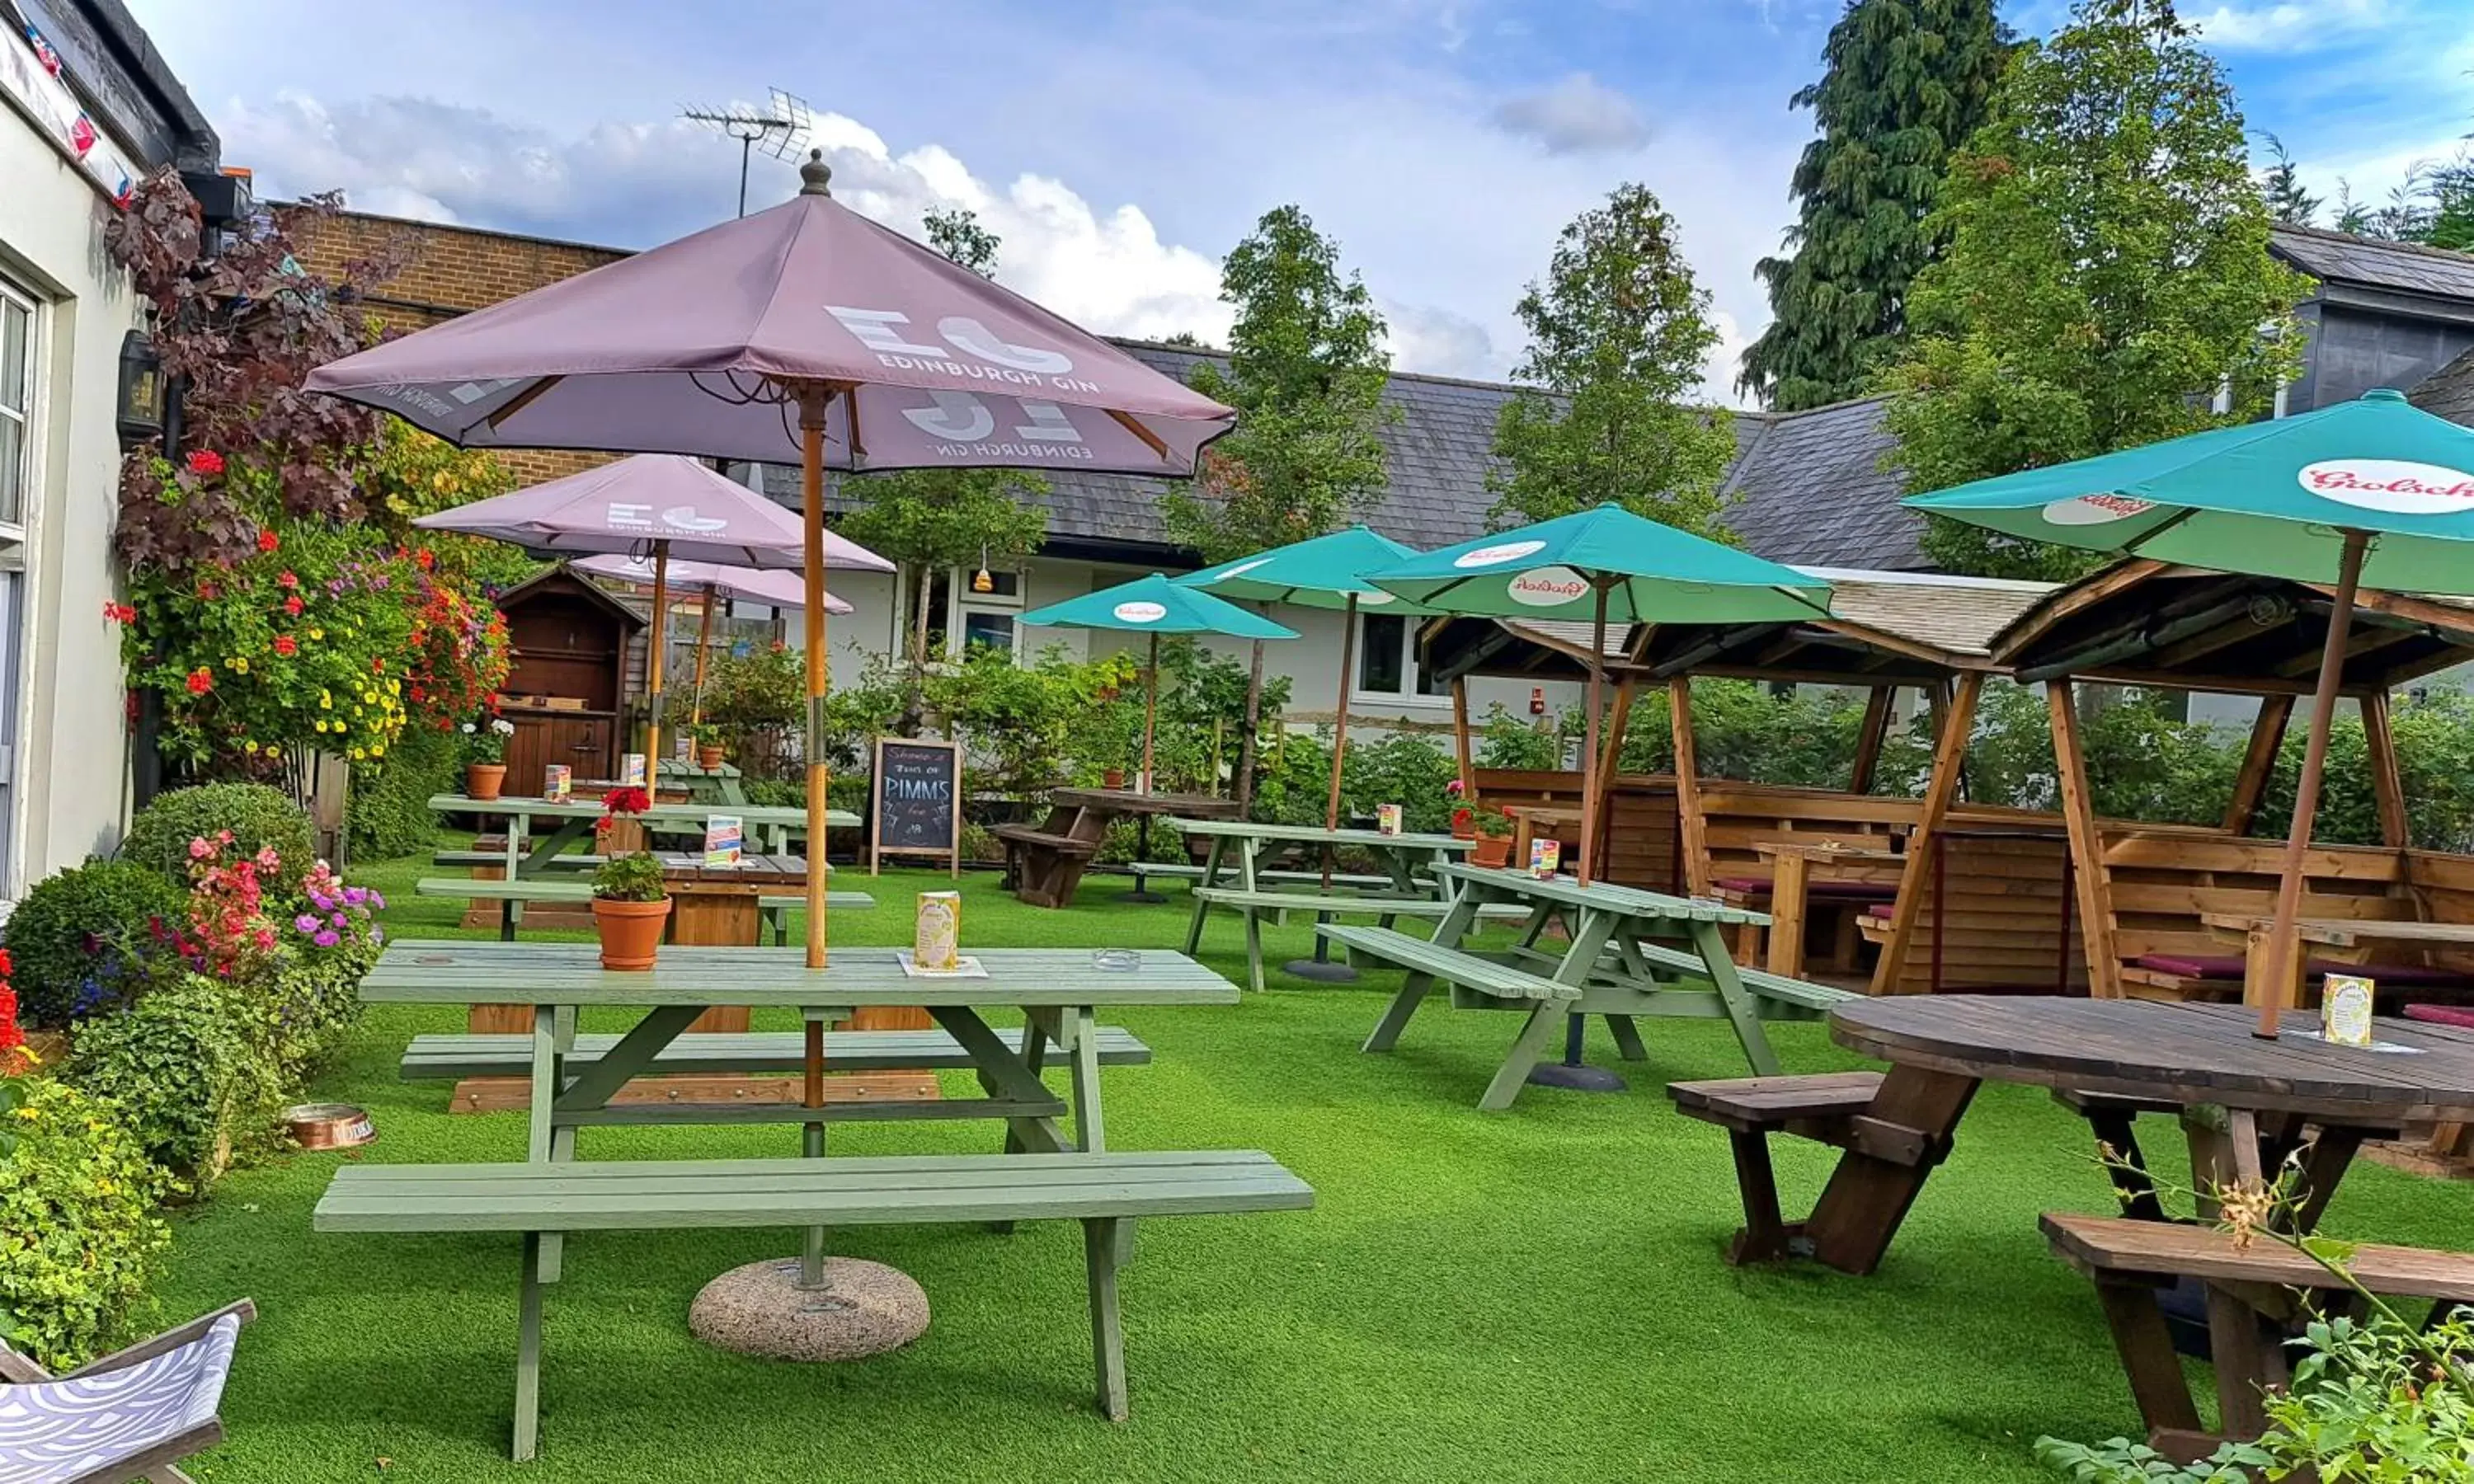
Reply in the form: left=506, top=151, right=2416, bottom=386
left=2412, top=345, right=2474, bottom=426
left=766, top=340, right=1922, bottom=571
left=2271, top=223, right=2474, bottom=304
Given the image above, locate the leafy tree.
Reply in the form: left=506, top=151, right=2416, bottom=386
left=1738, top=0, right=2010, bottom=411
left=1884, top=0, right=2311, bottom=580
left=840, top=211, right=1048, bottom=730
left=2257, top=133, right=2319, bottom=225
left=1163, top=204, right=1395, bottom=803
left=2331, top=150, right=2474, bottom=251
left=1489, top=183, right=1735, bottom=534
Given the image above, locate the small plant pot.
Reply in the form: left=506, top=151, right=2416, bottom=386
left=1103, top=768, right=1126, bottom=788
left=697, top=745, right=726, bottom=772
left=466, top=763, right=507, bottom=801
left=1471, top=835, right=1512, bottom=869
left=1451, top=809, right=1476, bottom=841
left=592, top=896, right=672, bottom=970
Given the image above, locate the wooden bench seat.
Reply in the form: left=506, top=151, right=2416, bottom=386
left=1197, top=890, right=1525, bottom=993
left=1317, top=923, right=1578, bottom=1003
left=1667, top=1070, right=1968, bottom=1264
left=435, top=849, right=604, bottom=871
left=314, top=1151, right=1314, bottom=1458
left=414, top=877, right=875, bottom=942
left=1630, top=941, right=1852, bottom=1017
left=1107, top=860, right=1412, bottom=893
left=993, top=820, right=1105, bottom=908
left=399, top=1025, right=1151, bottom=1082
left=2042, top=1210, right=2474, bottom=1456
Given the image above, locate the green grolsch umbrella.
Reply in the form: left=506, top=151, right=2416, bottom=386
left=1906, top=387, right=2474, bottom=1036
left=1367, top=503, right=1834, bottom=885
left=1020, top=573, right=1297, bottom=795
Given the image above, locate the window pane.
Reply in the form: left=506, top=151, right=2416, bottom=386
left=962, top=612, right=1015, bottom=653
left=1359, top=613, right=1404, bottom=693
left=0, top=415, right=20, bottom=528
left=0, top=300, right=24, bottom=412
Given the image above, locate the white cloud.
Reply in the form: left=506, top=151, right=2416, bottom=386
left=1380, top=299, right=1496, bottom=379
left=1491, top=73, right=1651, bottom=155
left=2187, top=0, right=2386, bottom=50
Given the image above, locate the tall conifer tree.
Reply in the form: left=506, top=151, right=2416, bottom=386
left=1738, top=0, right=2008, bottom=411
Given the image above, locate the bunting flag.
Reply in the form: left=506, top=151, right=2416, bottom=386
left=2, top=22, right=145, bottom=209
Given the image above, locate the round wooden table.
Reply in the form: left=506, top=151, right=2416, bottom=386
left=1802, top=995, right=2474, bottom=1275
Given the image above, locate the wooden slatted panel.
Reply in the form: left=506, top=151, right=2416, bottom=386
left=315, top=1151, right=1315, bottom=1233
left=2096, top=830, right=2425, bottom=987
left=1873, top=835, right=2088, bottom=994
left=1471, top=770, right=1681, bottom=894
left=399, top=1026, right=1153, bottom=1081
left=2410, top=851, right=2474, bottom=977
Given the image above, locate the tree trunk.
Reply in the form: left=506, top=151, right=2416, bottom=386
left=899, top=561, right=934, bottom=738
left=1236, top=638, right=1266, bottom=810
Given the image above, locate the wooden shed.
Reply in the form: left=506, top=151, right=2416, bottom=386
left=492, top=566, right=645, bottom=796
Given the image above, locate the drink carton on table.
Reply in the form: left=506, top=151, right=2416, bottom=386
left=543, top=764, right=571, bottom=804
left=2322, top=973, right=2375, bottom=1047
left=915, top=891, right=962, bottom=972
left=1376, top=803, right=1403, bottom=837
left=1529, top=838, right=1561, bottom=878
left=703, top=815, right=743, bottom=869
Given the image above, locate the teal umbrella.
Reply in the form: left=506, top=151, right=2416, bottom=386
left=1368, top=504, right=1834, bottom=883
left=1906, top=388, right=2474, bottom=1036
left=1021, top=574, right=1296, bottom=794
left=1180, top=527, right=1432, bottom=834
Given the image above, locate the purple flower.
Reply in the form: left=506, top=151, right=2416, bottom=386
left=370, top=891, right=387, bottom=909
left=314, top=929, right=340, bottom=947
left=369, top=927, right=385, bottom=943
left=343, top=886, right=368, bottom=907
left=295, top=913, right=320, bottom=932
left=331, top=912, right=350, bottom=929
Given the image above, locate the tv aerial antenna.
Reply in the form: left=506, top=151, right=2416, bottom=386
left=680, top=88, right=813, bottom=217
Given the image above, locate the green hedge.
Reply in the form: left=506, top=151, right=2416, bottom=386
left=348, top=719, right=461, bottom=860
left=0, top=1078, right=169, bottom=1369
left=123, top=782, right=317, bottom=891
left=67, top=975, right=269, bottom=1186
left=2, top=860, right=186, bottom=1028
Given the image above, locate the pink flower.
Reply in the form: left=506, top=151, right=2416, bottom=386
left=313, top=929, right=339, bottom=947
left=295, top=913, right=320, bottom=932
left=188, top=838, right=214, bottom=860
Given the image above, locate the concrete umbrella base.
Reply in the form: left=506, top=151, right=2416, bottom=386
left=689, top=1257, right=929, bottom=1362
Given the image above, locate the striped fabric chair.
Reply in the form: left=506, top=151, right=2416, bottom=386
left=0, top=1300, right=252, bottom=1484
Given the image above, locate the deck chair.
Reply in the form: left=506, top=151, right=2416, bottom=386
left=0, top=1299, right=254, bottom=1484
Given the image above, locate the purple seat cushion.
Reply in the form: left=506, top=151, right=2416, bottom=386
left=2406, top=1003, right=2474, bottom=1029
left=2136, top=951, right=2472, bottom=989
left=1711, top=876, right=1768, bottom=896
left=1709, top=876, right=1898, bottom=904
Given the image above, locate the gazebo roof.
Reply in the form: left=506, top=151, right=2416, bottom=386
left=1423, top=566, right=2057, bottom=687
left=1991, top=560, right=2474, bottom=695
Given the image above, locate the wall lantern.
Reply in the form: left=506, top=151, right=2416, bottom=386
left=115, top=329, right=164, bottom=451
left=971, top=544, right=995, bottom=594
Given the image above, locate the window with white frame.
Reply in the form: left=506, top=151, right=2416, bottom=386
left=1356, top=611, right=1442, bottom=702
left=909, top=565, right=1024, bottom=660
left=0, top=280, right=37, bottom=895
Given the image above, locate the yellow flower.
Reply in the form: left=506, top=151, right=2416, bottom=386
left=12, top=1106, right=36, bottom=1121
left=371, top=744, right=385, bottom=758
left=308, top=627, right=324, bottom=641
left=229, top=655, right=250, bottom=674
left=241, top=738, right=255, bottom=752
left=319, top=692, right=332, bottom=709
left=350, top=746, right=366, bottom=760
left=362, top=691, right=378, bottom=705
left=313, top=719, right=327, bottom=733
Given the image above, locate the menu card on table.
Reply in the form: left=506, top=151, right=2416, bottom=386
left=703, top=815, right=743, bottom=869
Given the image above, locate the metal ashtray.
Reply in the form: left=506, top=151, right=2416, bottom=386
left=1093, top=948, right=1142, bottom=972
left=285, top=1102, right=375, bottom=1150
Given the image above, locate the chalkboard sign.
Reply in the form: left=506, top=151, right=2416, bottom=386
left=868, top=737, right=961, bottom=876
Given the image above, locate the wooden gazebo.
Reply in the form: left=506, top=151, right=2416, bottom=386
left=1991, top=560, right=2474, bottom=1006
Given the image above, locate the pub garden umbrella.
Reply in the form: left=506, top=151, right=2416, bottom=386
left=1906, top=387, right=2474, bottom=1036
left=1019, top=573, right=1297, bottom=793
left=1367, top=504, right=1835, bottom=886
left=572, top=553, right=854, bottom=728
left=1179, top=526, right=1428, bottom=978
left=416, top=454, right=891, bottom=777
left=309, top=148, right=1233, bottom=970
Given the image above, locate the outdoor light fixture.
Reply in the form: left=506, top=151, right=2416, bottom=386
left=115, top=329, right=164, bottom=450
left=971, top=546, right=994, bottom=594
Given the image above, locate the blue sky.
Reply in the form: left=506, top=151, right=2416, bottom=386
left=126, top=0, right=2474, bottom=402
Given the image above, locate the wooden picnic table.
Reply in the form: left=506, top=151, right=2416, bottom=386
left=1351, top=862, right=1819, bottom=1109
left=430, top=793, right=860, bottom=880
left=1750, top=841, right=1905, bottom=979
left=1178, top=817, right=1472, bottom=991
left=655, top=852, right=813, bottom=946
left=2201, top=912, right=2474, bottom=1008
left=995, top=788, right=1240, bottom=907
left=1801, top=994, right=2474, bottom=1275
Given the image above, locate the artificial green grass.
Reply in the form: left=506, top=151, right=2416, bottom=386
left=150, top=854, right=2474, bottom=1482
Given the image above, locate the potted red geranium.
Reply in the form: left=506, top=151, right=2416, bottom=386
left=590, top=788, right=669, bottom=969
left=1446, top=777, right=1475, bottom=839
left=1470, top=809, right=1515, bottom=869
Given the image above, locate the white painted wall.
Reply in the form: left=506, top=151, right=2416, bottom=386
left=0, top=108, right=143, bottom=898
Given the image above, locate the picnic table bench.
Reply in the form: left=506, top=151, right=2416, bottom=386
left=316, top=1151, right=1313, bottom=1455
left=430, top=794, right=859, bottom=882
left=998, top=788, right=1242, bottom=907
left=1180, top=817, right=1476, bottom=990
left=398, top=1024, right=1152, bottom=1082
left=416, top=876, right=875, bottom=943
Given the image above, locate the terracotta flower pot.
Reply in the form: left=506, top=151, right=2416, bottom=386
left=1471, top=835, right=1512, bottom=869
left=1103, top=768, right=1126, bottom=788
left=592, top=896, right=672, bottom=970
left=697, top=745, right=725, bottom=771
left=466, top=762, right=507, bottom=801
left=1451, top=808, right=1476, bottom=840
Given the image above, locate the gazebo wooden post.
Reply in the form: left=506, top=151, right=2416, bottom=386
left=2046, top=679, right=2124, bottom=999
left=1850, top=685, right=1894, bottom=795
left=1669, top=675, right=1710, bottom=897
left=1868, top=670, right=1983, bottom=995
left=2222, top=695, right=2294, bottom=835
left=689, top=589, right=718, bottom=727
left=2359, top=689, right=2411, bottom=851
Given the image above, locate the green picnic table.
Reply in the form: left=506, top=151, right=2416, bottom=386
left=430, top=793, right=860, bottom=879
left=1328, top=863, right=1856, bottom=1110
left=1177, top=817, right=1476, bottom=992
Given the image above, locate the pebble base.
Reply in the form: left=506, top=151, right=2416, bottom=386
left=689, top=1257, right=930, bottom=1363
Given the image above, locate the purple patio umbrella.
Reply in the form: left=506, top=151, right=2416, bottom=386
left=313, top=151, right=1233, bottom=974
left=416, top=453, right=891, bottom=773
left=572, top=553, right=852, bottom=731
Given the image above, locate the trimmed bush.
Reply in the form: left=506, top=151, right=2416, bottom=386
left=123, top=782, right=317, bottom=892
left=2, top=860, right=185, bottom=1028
left=0, top=1077, right=169, bottom=1369
left=67, top=975, right=265, bottom=1186
left=347, top=718, right=459, bottom=860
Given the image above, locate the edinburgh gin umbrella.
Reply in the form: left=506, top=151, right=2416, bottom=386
left=415, top=453, right=890, bottom=773
left=1907, top=388, right=2474, bottom=1036
left=311, top=149, right=1235, bottom=969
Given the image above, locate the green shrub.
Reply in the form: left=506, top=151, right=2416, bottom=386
left=348, top=718, right=460, bottom=859
left=2, top=860, right=186, bottom=1028
left=124, top=782, right=317, bottom=892
left=66, top=975, right=265, bottom=1183
left=0, top=1077, right=170, bottom=1369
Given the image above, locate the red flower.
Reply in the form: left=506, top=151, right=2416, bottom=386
left=195, top=582, right=219, bottom=602
left=282, top=594, right=303, bottom=616
left=371, top=657, right=386, bottom=674
left=186, top=449, right=225, bottom=477
left=415, top=548, right=436, bottom=571
left=601, top=787, right=651, bottom=818
left=256, top=528, right=280, bottom=553
left=186, top=667, right=214, bottom=695
left=273, top=635, right=298, bottom=657
left=101, top=601, right=137, bottom=623
left=277, top=571, right=299, bottom=589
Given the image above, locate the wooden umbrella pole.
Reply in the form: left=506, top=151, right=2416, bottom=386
left=643, top=542, right=670, bottom=773
left=2259, top=528, right=2370, bottom=1039
left=689, top=586, right=717, bottom=727
left=1323, top=594, right=1358, bottom=891
left=800, top=387, right=831, bottom=970
left=1579, top=580, right=1607, bottom=886
left=1142, top=631, right=1159, bottom=796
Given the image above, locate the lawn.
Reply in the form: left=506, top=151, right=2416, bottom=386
left=152, top=852, right=2474, bottom=1483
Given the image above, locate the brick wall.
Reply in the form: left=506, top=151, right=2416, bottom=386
left=283, top=207, right=634, bottom=485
